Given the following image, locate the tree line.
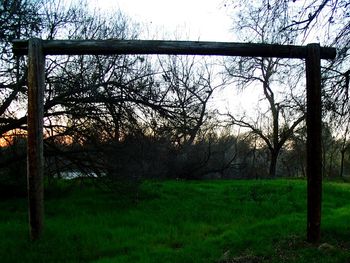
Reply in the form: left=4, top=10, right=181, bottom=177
left=0, top=0, right=349, bottom=196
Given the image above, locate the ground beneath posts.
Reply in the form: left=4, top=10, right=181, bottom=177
left=1, top=179, right=350, bottom=262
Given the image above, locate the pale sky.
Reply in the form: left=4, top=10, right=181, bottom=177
left=94, top=0, right=236, bottom=41
left=91, top=0, right=259, bottom=116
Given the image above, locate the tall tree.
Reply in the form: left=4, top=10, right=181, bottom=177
left=285, top=0, right=350, bottom=178
left=0, top=0, right=43, bottom=137
left=224, top=0, right=305, bottom=177
left=157, top=55, right=222, bottom=147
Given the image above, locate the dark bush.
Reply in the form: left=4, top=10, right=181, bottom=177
left=0, top=140, right=27, bottom=198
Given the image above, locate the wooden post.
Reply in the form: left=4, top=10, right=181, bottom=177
left=27, top=38, right=45, bottom=240
left=306, top=43, right=322, bottom=243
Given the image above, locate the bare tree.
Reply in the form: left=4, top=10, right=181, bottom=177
left=0, top=0, right=44, bottom=137
left=156, top=55, right=223, bottom=146
left=283, top=0, right=350, bottom=179
left=224, top=0, right=305, bottom=177
left=283, top=0, right=349, bottom=46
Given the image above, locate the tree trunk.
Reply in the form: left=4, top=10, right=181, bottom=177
left=269, top=150, right=278, bottom=177
left=339, top=149, right=346, bottom=178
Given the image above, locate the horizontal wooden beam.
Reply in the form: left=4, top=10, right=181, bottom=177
left=13, top=39, right=336, bottom=59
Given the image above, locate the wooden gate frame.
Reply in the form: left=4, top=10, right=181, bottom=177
left=13, top=39, right=336, bottom=242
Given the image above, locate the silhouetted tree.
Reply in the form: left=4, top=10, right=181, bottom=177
left=224, top=0, right=305, bottom=177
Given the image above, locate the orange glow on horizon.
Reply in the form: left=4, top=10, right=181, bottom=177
left=0, top=129, right=27, bottom=147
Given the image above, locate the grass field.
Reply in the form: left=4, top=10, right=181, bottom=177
left=1, top=179, right=350, bottom=262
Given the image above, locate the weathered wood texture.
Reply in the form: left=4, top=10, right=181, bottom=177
left=306, top=43, right=322, bottom=243
left=12, top=39, right=336, bottom=59
left=27, top=38, right=45, bottom=240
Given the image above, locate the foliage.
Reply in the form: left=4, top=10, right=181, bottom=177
left=0, top=0, right=222, bottom=188
left=1, top=0, right=350, bottom=190
left=0, top=138, right=27, bottom=198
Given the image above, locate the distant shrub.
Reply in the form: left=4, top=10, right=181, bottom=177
left=0, top=141, right=27, bottom=198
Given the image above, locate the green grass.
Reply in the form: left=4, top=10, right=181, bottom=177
left=1, top=179, right=350, bottom=262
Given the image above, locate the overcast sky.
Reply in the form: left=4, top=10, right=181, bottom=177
left=90, top=0, right=258, bottom=115
left=90, top=0, right=258, bottom=116
left=93, top=0, right=235, bottom=41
